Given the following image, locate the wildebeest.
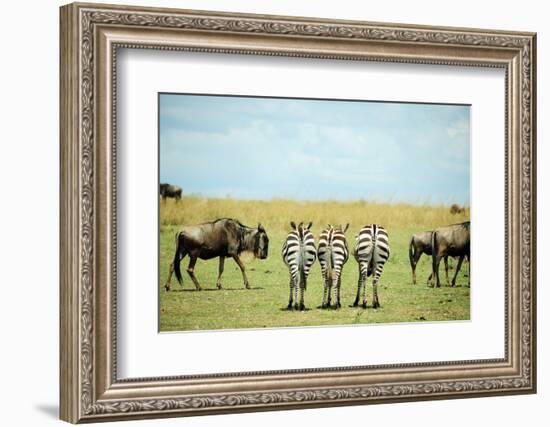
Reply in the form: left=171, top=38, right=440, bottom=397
left=164, top=218, right=269, bottom=291
left=430, top=221, right=470, bottom=288
left=281, top=221, right=317, bottom=310
left=450, top=204, right=466, bottom=215
left=353, top=224, right=390, bottom=309
left=160, top=183, right=182, bottom=201
left=409, top=231, right=451, bottom=285
left=318, top=224, right=349, bottom=309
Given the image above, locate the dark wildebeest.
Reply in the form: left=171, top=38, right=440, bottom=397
left=430, top=222, right=470, bottom=288
left=160, top=183, right=182, bottom=201
left=450, top=204, right=466, bottom=215
left=409, top=231, right=451, bottom=285
left=164, top=218, right=269, bottom=291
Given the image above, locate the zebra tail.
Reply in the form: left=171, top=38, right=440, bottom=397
left=299, top=241, right=307, bottom=290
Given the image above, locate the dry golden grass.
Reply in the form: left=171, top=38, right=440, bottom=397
left=160, top=196, right=469, bottom=231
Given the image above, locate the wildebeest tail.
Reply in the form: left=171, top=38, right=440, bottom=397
left=431, top=231, right=438, bottom=277
left=173, top=232, right=184, bottom=285
left=409, top=236, right=416, bottom=270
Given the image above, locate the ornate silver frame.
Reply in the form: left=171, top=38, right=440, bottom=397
left=60, top=2, right=537, bottom=423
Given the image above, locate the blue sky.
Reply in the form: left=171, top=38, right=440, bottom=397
left=159, top=94, right=470, bottom=205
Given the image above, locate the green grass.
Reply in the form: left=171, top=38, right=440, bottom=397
left=159, top=197, right=470, bottom=331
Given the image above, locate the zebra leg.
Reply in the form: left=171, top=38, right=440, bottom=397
left=287, top=278, right=293, bottom=310
left=299, top=280, right=306, bottom=311
left=186, top=256, right=202, bottom=291
left=372, top=262, right=385, bottom=309
left=216, top=256, right=225, bottom=289
left=294, top=279, right=300, bottom=310
left=361, top=273, right=368, bottom=309
left=327, top=279, right=333, bottom=308
left=321, top=272, right=328, bottom=309
left=336, top=277, right=342, bottom=309
left=353, top=264, right=362, bottom=307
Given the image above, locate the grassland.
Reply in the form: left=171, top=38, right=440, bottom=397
left=159, top=197, right=470, bottom=332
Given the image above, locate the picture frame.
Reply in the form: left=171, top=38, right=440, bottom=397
left=59, top=2, right=536, bottom=423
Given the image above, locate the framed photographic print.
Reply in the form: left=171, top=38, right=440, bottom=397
left=60, top=2, right=537, bottom=423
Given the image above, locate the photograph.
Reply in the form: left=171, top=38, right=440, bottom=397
left=158, top=93, right=471, bottom=332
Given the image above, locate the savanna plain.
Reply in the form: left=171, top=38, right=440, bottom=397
left=159, top=197, right=470, bottom=332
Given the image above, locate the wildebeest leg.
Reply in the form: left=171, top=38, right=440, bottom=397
left=186, top=256, right=202, bottom=291
left=411, top=252, right=421, bottom=285
left=432, top=255, right=442, bottom=288
left=165, top=262, right=175, bottom=292
left=232, top=255, right=250, bottom=289
left=216, top=256, right=225, bottom=289
left=444, top=256, right=450, bottom=286
left=451, top=255, right=465, bottom=287
left=165, top=243, right=187, bottom=291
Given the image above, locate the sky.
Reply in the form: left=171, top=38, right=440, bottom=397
left=159, top=94, right=470, bottom=205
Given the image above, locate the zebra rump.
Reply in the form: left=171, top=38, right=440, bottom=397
left=318, top=224, right=349, bottom=309
left=353, top=224, right=390, bottom=309
left=282, top=221, right=317, bottom=310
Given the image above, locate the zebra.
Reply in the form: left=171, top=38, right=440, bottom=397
left=318, top=224, right=350, bottom=309
left=281, top=221, right=317, bottom=310
left=353, top=224, right=390, bottom=309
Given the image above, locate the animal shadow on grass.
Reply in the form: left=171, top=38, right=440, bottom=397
left=279, top=307, right=313, bottom=312
left=175, top=286, right=264, bottom=292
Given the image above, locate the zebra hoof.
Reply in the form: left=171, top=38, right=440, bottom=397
left=336, top=302, right=341, bottom=309
left=373, top=303, right=380, bottom=309
left=362, top=303, right=367, bottom=309
left=216, top=283, right=222, bottom=289
left=299, top=304, right=305, bottom=311
left=164, top=285, right=171, bottom=292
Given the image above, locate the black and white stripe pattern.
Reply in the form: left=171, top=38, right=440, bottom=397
left=353, top=224, right=390, bottom=308
left=318, top=224, right=349, bottom=309
left=281, top=221, right=317, bottom=310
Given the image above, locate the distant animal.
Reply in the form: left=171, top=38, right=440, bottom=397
left=409, top=231, right=451, bottom=285
left=164, top=218, right=269, bottom=291
left=281, top=221, right=317, bottom=310
left=450, top=204, right=466, bottom=215
left=318, top=224, right=349, bottom=309
left=430, top=221, right=470, bottom=288
left=160, top=183, right=182, bottom=200
left=353, top=224, right=390, bottom=309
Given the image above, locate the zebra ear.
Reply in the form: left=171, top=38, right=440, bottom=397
left=290, top=221, right=297, bottom=230
left=258, top=223, right=265, bottom=232
left=343, top=223, right=350, bottom=233
left=306, top=221, right=313, bottom=230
